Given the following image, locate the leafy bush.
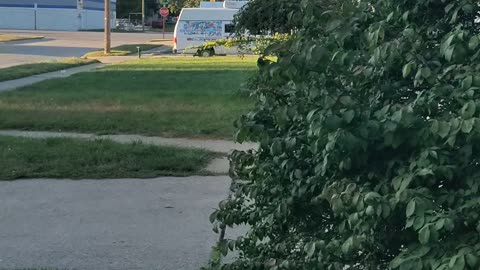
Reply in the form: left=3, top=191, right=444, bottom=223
left=192, top=34, right=290, bottom=56
left=212, top=0, right=480, bottom=269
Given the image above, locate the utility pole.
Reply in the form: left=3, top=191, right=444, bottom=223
left=104, top=0, right=111, bottom=54
left=142, top=0, right=145, bottom=32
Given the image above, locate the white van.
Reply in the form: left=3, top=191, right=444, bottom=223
left=173, top=8, right=239, bottom=56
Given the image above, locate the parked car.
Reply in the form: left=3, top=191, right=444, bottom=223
left=151, top=20, right=164, bottom=28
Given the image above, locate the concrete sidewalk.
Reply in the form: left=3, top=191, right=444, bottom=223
left=0, top=130, right=256, bottom=154
left=0, top=176, right=229, bottom=270
left=0, top=130, right=257, bottom=174
left=0, top=63, right=104, bottom=93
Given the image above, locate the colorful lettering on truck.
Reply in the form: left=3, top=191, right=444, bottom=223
left=173, top=8, right=239, bottom=55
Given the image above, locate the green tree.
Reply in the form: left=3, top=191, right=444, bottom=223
left=233, top=0, right=301, bottom=34
left=164, top=0, right=200, bottom=15
left=116, top=0, right=159, bottom=18
left=184, top=0, right=200, bottom=8
left=212, top=0, right=480, bottom=269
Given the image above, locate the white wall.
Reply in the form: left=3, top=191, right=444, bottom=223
left=82, top=10, right=115, bottom=30
left=82, top=10, right=102, bottom=30
left=0, top=7, right=35, bottom=29
left=0, top=6, right=108, bottom=30
left=36, top=9, right=79, bottom=30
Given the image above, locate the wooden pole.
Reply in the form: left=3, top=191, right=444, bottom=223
left=104, top=0, right=111, bottom=54
left=142, top=0, right=145, bottom=32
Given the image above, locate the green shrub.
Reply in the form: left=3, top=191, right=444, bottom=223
left=212, top=0, right=480, bottom=269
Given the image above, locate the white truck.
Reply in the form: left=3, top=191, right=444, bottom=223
left=172, top=8, right=239, bottom=56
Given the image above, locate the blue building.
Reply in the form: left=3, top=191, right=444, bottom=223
left=0, top=0, right=116, bottom=31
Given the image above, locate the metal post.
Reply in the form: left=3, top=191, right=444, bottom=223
left=162, top=1, right=166, bottom=39
left=162, top=16, right=165, bottom=39
left=141, top=0, right=145, bottom=32
left=104, top=0, right=111, bottom=54
left=34, top=3, right=37, bottom=30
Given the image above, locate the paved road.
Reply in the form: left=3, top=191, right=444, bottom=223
left=0, top=176, right=228, bottom=270
left=0, top=30, right=173, bottom=68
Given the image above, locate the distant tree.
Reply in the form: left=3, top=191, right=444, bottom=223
left=167, top=0, right=200, bottom=15
left=183, top=0, right=200, bottom=8
left=234, top=0, right=301, bottom=35
left=116, top=0, right=159, bottom=18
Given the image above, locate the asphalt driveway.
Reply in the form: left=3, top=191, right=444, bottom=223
left=0, top=176, right=228, bottom=270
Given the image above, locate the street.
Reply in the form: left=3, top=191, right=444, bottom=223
left=0, top=30, right=173, bottom=68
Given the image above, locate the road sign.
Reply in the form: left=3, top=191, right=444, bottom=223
left=160, top=7, right=169, bottom=17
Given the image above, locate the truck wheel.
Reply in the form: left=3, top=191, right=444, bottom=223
left=199, top=48, right=215, bottom=57
left=201, top=50, right=211, bottom=57
left=209, top=48, right=215, bottom=56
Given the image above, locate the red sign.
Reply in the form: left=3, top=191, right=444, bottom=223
left=160, top=7, right=169, bottom=17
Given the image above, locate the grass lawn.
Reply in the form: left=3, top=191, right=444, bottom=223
left=83, top=44, right=164, bottom=57
left=0, top=58, right=99, bottom=82
left=0, top=57, right=257, bottom=139
left=0, top=34, right=44, bottom=42
left=0, top=135, right=215, bottom=180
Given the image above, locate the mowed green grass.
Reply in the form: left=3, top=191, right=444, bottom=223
left=83, top=43, right=164, bottom=57
left=0, top=135, right=214, bottom=180
left=0, top=58, right=99, bottom=82
left=0, top=57, right=257, bottom=139
left=0, top=34, right=44, bottom=42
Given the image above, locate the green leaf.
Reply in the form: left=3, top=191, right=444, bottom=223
left=398, top=175, right=413, bottom=192
left=461, top=101, right=476, bottom=119
left=324, top=115, right=342, bottom=130
left=434, top=219, right=445, bottom=230
left=431, top=120, right=439, bottom=134
left=461, top=119, right=474, bottom=133
left=453, top=255, right=465, bottom=270
left=366, top=205, right=375, bottom=216
left=466, top=254, right=479, bottom=268
left=441, top=34, right=455, bottom=55
left=413, top=216, right=425, bottom=230
left=228, top=240, right=235, bottom=251
left=339, top=96, right=353, bottom=105
left=326, top=19, right=342, bottom=32
left=469, top=36, right=479, bottom=50
left=304, top=242, right=316, bottom=258
left=444, top=218, right=455, bottom=231
left=392, top=110, right=403, bottom=123
left=209, top=211, right=218, bottom=223
left=406, top=199, right=416, bottom=217
left=341, top=237, right=353, bottom=255
left=417, top=168, right=433, bottom=176
left=462, top=75, right=473, bottom=90
left=390, top=256, right=404, bottom=269
left=447, top=135, right=456, bottom=147
left=445, top=3, right=455, bottom=13
left=386, top=12, right=394, bottom=22
left=419, top=225, right=430, bottom=244
left=421, top=67, right=432, bottom=78
left=343, top=110, right=355, bottom=123
left=445, top=45, right=455, bottom=62
left=438, top=121, right=451, bottom=138
left=402, top=63, right=413, bottom=78
left=270, top=140, right=282, bottom=156
left=449, top=256, right=458, bottom=268
left=450, top=7, right=459, bottom=23
left=219, top=240, right=229, bottom=256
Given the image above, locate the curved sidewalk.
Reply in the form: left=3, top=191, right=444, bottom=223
left=0, top=63, right=104, bottom=93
